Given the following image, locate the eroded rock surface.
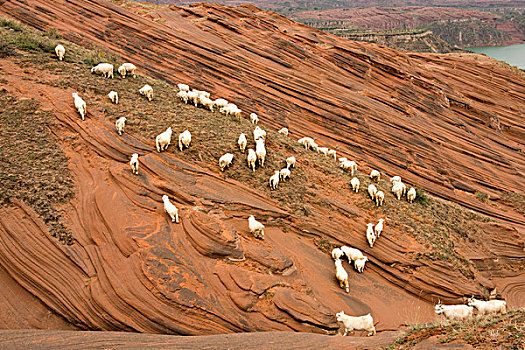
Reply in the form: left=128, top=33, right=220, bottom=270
left=0, top=0, right=523, bottom=341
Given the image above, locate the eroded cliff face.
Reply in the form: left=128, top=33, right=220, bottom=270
left=0, top=0, right=523, bottom=340
left=293, top=6, right=525, bottom=48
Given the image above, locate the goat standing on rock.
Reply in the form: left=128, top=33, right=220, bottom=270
left=334, top=259, right=350, bottom=293
left=336, top=311, right=376, bottom=336
left=162, top=195, right=179, bottom=223
left=72, top=92, right=86, bottom=121
left=248, top=215, right=264, bottom=239
left=435, top=302, right=473, bottom=320
left=130, top=153, right=139, bottom=175
left=366, top=223, right=376, bottom=248
left=467, top=297, right=506, bottom=315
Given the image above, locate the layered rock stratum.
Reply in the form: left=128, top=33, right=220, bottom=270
left=0, top=0, right=523, bottom=347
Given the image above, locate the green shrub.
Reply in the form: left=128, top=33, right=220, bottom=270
left=415, top=187, right=429, bottom=205
left=0, top=38, right=16, bottom=57
left=12, top=32, right=55, bottom=52
left=0, top=17, right=25, bottom=32
left=475, top=191, right=489, bottom=202
left=45, top=28, right=61, bottom=39
left=82, top=48, right=121, bottom=67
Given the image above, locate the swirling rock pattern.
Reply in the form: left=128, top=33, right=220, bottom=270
left=0, top=0, right=523, bottom=341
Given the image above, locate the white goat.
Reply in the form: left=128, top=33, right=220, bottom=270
left=370, top=169, right=381, bottom=182
left=350, top=177, right=360, bottom=193
left=286, top=156, right=296, bottom=169
left=368, top=184, right=378, bottom=200
left=279, top=168, right=291, bottom=182
left=334, top=259, right=350, bottom=293
left=117, top=63, right=137, bottom=78
left=332, top=247, right=344, bottom=260
left=177, top=90, right=189, bottom=103
left=108, top=91, right=118, bottom=104
left=255, top=138, right=266, bottom=167
left=220, top=103, right=237, bottom=114
left=55, top=44, right=65, bottom=61
left=253, top=126, right=267, bottom=141
left=269, top=170, right=280, bottom=190
left=467, top=297, right=506, bottom=315
left=374, top=219, right=385, bottom=237
left=336, top=311, right=376, bottom=336
left=130, top=153, right=139, bottom=175
left=155, top=127, right=172, bottom=152
left=199, top=95, right=215, bottom=111
left=250, top=113, right=259, bottom=124
left=366, top=223, right=376, bottom=248
left=375, top=191, right=385, bottom=206
left=177, top=83, right=190, bottom=92
left=297, top=137, right=316, bottom=150
left=139, top=84, right=153, bottom=101
left=354, top=257, right=369, bottom=273
left=247, top=149, right=257, bottom=172
left=91, top=63, right=114, bottom=78
left=317, top=147, right=329, bottom=155
left=193, top=89, right=210, bottom=99
left=115, top=117, right=126, bottom=135
left=238, top=133, right=247, bottom=153
left=162, top=195, right=179, bottom=223
left=213, top=98, right=228, bottom=109
left=72, top=92, right=86, bottom=121
left=435, top=303, right=473, bottom=320
left=221, top=104, right=241, bottom=119
left=390, top=176, right=402, bottom=184
left=178, top=130, right=191, bottom=151
left=407, top=187, right=417, bottom=203
left=340, top=160, right=357, bottom=176
left=219, top=153, right=234, bottom=172
left=278, top=127, right=288, bottom=136
left=187, top=90, right=199, bottom=106
left=248, top=215, right=264, bottom=239
left=392, top=182, right=406, bottom=200
left=340, top=246, right=364, bottom=262
left=328, top=149, right=337, bottom=161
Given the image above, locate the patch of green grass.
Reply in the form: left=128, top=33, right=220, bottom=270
left=0, top=37, right=17, bottom=57
left=0, top=92, right=74, bottom=245
left=81, top=48, right=121, bottom=68
left=475, top=190, right=489, bottom=202
left=0, top=17, right=26, bottom=32
left=415, top=188, right=429, bottom=205
left=354, top=176, right=488, bottom=280
left=44, top=28, right=61, bottom=40
left=500, top=192, right=525, bottom=215
left=0, top=17, right=121, bottom=70
left=389, top=309, right=525, bottom=349
left=314, top=238, right=333, bottom=253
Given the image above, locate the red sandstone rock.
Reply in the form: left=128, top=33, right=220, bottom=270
left=0, top=0, right=523, bottom=344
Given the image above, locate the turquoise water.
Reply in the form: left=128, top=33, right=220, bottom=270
left=468, top=44, right=525, bottom=69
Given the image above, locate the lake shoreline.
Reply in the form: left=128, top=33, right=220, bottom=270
left=465, top=43, right=525, bottom=69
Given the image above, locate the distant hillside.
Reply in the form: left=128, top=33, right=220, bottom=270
left=328, top=28, right=464, bottom=53
left=134, top=1, right=525, bottom=51
left=293, top=6, right=525, bottom=50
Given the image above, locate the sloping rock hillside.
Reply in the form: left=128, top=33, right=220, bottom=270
left=0, top=0, right=523, bottom=345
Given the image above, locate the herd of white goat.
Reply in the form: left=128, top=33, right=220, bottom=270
left=57, top=44, right=508, bottom=337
